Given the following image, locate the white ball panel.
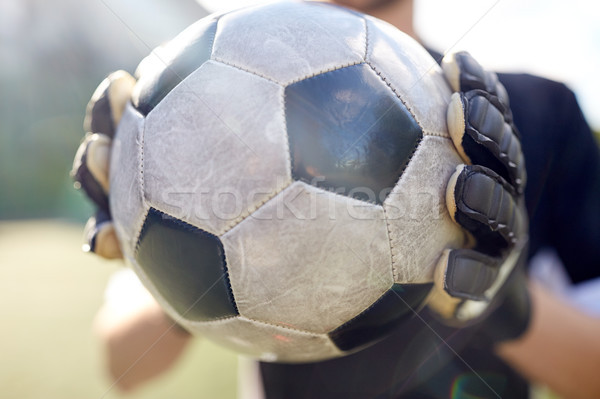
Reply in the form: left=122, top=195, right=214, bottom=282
left=221, top=181, right=393, bottom=334
left=143, top=61, right=291, bottom=236
left=212, top=2, right=366, bottom=84
left=109, top=103, right=148, bottom=258
left=384, top=136, right=465, bottom=283
left=187, top=316, right=343, bottom=363
left=366, top=17, right=451, bottom=136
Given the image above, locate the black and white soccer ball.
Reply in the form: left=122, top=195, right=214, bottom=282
left=110, top=1, right=464, bottom=362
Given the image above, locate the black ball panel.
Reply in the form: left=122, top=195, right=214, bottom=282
left=135, top=208, right=238, bottom=321
left=285, top=63, right=422, bottom=204
left=132, top=17, right=219, bottom=116
left=328, top=283, right=432, bottom=352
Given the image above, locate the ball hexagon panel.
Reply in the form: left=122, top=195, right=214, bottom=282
left=135, top=208, right=238, bottom=322
left=212, top=2, right=366, bottom=85
left=188, top=316, right=343, bottom=363
left=285, top=63, right=422, bottom=205
left=132, top=17, right=219, bottom=116
left=221, top=181, right=393, bottom=335
left=143, top=61, right=291, bottom=236
left=365, top=17, right=451, bottom=136
left=109, top=103, right=147, bottom=259
left=383, top=136, right=465, bottom=283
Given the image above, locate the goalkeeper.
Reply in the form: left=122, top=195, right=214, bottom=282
left=73, top=0, right=600, bottom=397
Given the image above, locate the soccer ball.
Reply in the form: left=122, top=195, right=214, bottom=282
left=109, top=1, right=464, bottom=362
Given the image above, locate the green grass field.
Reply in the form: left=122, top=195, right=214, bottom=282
left=0, top=220, right=237, bottom=399
left=0, top=220, right=562, bottom=399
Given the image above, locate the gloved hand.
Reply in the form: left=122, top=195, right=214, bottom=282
left=71, top=70, right=136, bottom=260
left=427, top=51, right=530, bottom=343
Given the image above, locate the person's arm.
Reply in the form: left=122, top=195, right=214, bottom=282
left=496, top=281, right=600, bottom=399
left=94, top=294, right=192, bottom=391
left=73, top=72, right=192, bottom=391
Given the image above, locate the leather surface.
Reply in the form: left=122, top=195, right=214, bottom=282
left=212, top=2, right=365, bottom=85
left=365, top=17, right=451, bottom=137
left=135, top=208, right=238, bottom=321
left=109, top=103, right=147, bottom=258
left=187, top=316, right=343, bottom=363
left=383, top=136, right=465, bottom=283
left=285, top=63, right=422, bottom=205
left=221, top=181, right=393, bottom=334
left=328, top=283, right=432, bottom=352
left=132, top=17, right=218, bottom=115
left=143, top=61, right=291, bottom=236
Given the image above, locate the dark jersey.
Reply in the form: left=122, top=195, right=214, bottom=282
left=259, top=70, right=600, bottom=399
left=503, top=73, right=600, bottom=284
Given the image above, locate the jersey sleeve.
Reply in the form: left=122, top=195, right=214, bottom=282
left=500, top=73, right=600, bottom=283
left=546, top=86, right=600, bottom=283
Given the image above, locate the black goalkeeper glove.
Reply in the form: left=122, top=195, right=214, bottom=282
left=428, top=51, right=530, bottom=343
left=71, top=70, right=136, bottom=259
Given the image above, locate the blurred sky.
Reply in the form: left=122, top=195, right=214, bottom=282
left=198, top=0, right=600, bottom=130
left=0, top=0, right=206, bottom=219
left=0, top=0, right=597, bottom=219
left=414, top=0, right=600, bottom=131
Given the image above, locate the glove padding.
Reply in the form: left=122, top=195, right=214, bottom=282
left=428, top=52, right=530, bottom=342
left=71, top=70, right=136, bottom=259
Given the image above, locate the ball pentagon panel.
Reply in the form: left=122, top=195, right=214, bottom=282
left=132, top=16, right=219, bottom=116
left=135, top=208, right=238, bottom=322
left=285, top=63, right=422, bottom=204
left=328, top=283, right=432, bottom=352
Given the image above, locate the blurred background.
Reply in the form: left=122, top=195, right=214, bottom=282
left=0, top=1, right=239, bottom=398
left=0, top=0, right=597, bottom=398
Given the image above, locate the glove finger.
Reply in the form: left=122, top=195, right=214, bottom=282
left=442, top=51, right=510, bottom=107
left=446, top=164, right=525, bottom=257
left=71, top=133, right=112, bottom=210
left=440, top=248, right=499, bottom=301
left=83, top=210, right=123, bottom=259
left=447, top=91, right=526, bottom=193
left=85, top=133, right=112, bottom=193
left=429, top=241, right=528, bottom=324
left=428, top=248, right=498, bottom=321
left=453, top=238, right=528, bottom=327
left=83, top=70, right=136, bottom=138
